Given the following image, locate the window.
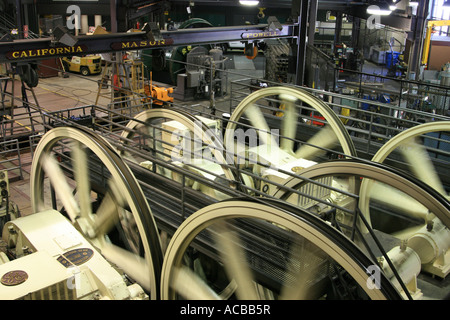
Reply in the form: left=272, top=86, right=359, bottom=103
left=429, top=0, right=450, bottom=35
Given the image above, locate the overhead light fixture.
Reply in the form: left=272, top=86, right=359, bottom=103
left=367, top=3, right=392, bottom=16
left=239, top=0, right=259, bottom=6
left=389, top=0, right=399, bottom=10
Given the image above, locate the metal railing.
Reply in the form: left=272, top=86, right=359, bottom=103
left=0, top=139, right=23, bottom=181
left=36, top=102, right=449, bottom=300
left=228, top=77, right=450, bottom=161
left=306, top=44, right=450, bottom=117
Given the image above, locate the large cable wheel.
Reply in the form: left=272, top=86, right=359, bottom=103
left=370, top=121, right=449, bottom=199
left=30, top=126, right=164, bottom=299
left=119, top=108, right=239, bottom=198
left=160, top=199, right=402, bottom=300
left=223, top=86, right=357, bottom=194
left=359, top=121, right=450, bottom=239
left=272, top=160, right=450, bottom=297
left=273, top=160, right=449, bottom=233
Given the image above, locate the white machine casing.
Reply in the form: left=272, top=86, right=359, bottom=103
left=0, top=210, right=147, bottom=300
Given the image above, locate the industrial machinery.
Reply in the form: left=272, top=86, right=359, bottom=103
left=161, top=199, right=402, bottom=300
left=29, top=83, right=449, bottom=299
left=0, top=128, right=155, bottom=300
left=28, top=126, right=163, bottom=299
left=263, top=38, right=291, bottom=83
left=118, top=107, right=233, bottom=200
left=0, top=170, right=17, bottom=231
left=172, top=46, right=227, bottom=101
left=27, top=122, right=450, bottom=300
left=367, top=121, right=450, bottom=278
left=146, top=18, right=215, bottom=86
left=144, top=81, right=174, bottom=106
left=1, top=210, right=148, bottom=300
left=223, top=86, right=357, bottom=198
left=1, top=89, right=447, bottom=300
left=0, top=20, right=449, bottom=300
left=117, top=85, right=356, bottom=201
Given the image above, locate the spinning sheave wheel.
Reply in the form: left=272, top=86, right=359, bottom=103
left=160, top=200, right=402, bottom=300
left=224, top=86, right=357, bottom=195
left=30, top=127, right=163, bottom=299
left=360, top=122, right=449, bottom=236
left=366, top=121, right=450, bottom=221
left=273, top=160, right=450, bottom=297
left=119, top=108, right=238, bottom=199
left=273, top=161, right=450, bottom=231
left=361, top=121, right=450, bottom=278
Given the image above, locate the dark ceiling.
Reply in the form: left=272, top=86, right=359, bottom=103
left=128, top=0, right=364, bottom=11
left=127, top=0, right=413, bottom=30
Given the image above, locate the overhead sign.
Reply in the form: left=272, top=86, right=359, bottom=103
left=110, top=38, right=173, bottom=51
left=6, top=45, right=87, bottom=59
left=242, top=30, right=282, bottom=40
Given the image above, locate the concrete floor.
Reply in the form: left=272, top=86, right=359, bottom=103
left=1, top=53, right=259, bottom=218
left=1, top=72, right=108, bottom=217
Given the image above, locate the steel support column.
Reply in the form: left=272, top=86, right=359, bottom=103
left=15, top=0, right=23, bottom=39
left=308, top=0, right=318, bottom=47
left=334, top=12, right=343, bottom=55
left=351, top=17, right=361, bottom=49
left=110, top=0, right=117, bottom=33
left=408, top=0, right=429, bottom=80
left=292, top=0, right=309, bottom=86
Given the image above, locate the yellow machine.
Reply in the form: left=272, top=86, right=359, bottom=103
left=144, top=83, right=174, bottom=106
left=61, top=55, right=102, bottom=76
left=144, top=72, right=174, bottom=106
left=421, top=20, right=450, bottom=68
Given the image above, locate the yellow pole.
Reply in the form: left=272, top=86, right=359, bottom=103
left=422, top=22, right=433, bottom=66
left=422, top=20, right=450, bottom=67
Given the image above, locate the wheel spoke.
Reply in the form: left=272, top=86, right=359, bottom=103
left=245, top=103, right=278, bottom=149
left=295, top=125, right=338, bottom=160
left=91, top=189, right=121, bottom=237
left=41, top=153, right=80, bottom=223
left=367, top=182, right=429, bottom=221
left=171, top=266, right=221, bottom=300
left=214, top=223, right=259, bottom=300
left=101, top=242, right=152, bottom=292
left=279, top=94, right=298, bottom=152
left=400, top=138, right=446, bottom=196
left=71, top=141, right=92, bottom=219
left=91, top=177, right=128, bottom=236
